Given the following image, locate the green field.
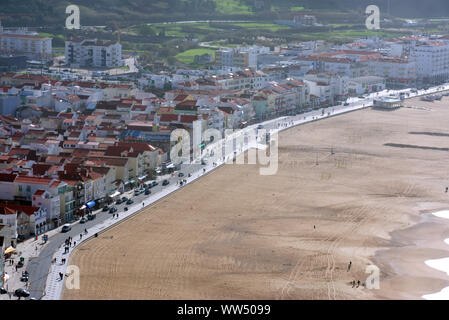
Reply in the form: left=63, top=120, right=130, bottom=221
left=290, top=6, right=305, bottom=12
left=232, top=22, right=291, bottom=31
left=175, top=48, right=215, bottom=65
left=213, top=0, right=253, bottom=15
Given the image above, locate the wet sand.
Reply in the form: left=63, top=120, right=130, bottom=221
left=63, top=96, right=449, bottom=300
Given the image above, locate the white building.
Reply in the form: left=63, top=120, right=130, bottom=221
left=65, top=38, right=123, bottom=68
left=411, top=40, right=449, bottom=84
left=368, top=57, right=417, bottom=88
left=0, top=27, right=52, bottom=62
left=32, top=190, right=61, bottom=229
left=348, top=76, right=386, bottom=96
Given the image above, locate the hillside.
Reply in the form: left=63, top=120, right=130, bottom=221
left=1, top=0, right=449, bottom=28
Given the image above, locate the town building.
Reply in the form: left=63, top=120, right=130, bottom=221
left=65, top=38, right=123, bottom=68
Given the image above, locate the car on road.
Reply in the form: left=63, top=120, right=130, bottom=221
left=178, top=172, right=184, bottom=177
left=109, top=206, right=117, bottom=214
left=162, top=179, right=170, bottom=186
left=343, top=102, right=349, bottom=106
left=152, top=181, right=158, bottom=187
left=87, top=213, right=96, bottom=221
left=121, top=196, right=128, bottom=202
left=15, top=288, right=30, bottom=298
left=61, top=224, right=71, bottom=233
left=134, top=189, right=143, bottom=196
left=20, top=271, right=29, bottom=282
left=126, top=199, right=134, bottom=205
left=116, top=198, right=123, bottom=205
left=102, top=205, right=110, bottom=212
left=145, top=189, right=151, bottom=195
left=80, top=216, right=88, bottom=224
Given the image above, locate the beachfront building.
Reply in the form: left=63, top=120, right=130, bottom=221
left=411, top=40, right=449, bottom=85
left=368, top=57, right=417, bottom=89
left=65, top=38, right=123, bottom=68
left=348, top=76, right=386, bottom=96
left=372, top=96, right=403, bottom=109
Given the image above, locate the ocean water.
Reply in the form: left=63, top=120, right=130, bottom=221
left=422, top=211, right=449, bottom=300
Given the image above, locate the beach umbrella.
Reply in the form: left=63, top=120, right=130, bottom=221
left=4, top=246, right=15, bottom=255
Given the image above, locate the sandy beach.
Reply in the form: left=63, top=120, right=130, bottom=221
left=63, top=95, right=449, bottom=300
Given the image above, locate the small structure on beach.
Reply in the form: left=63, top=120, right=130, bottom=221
left=372, top=97, right=403, bottom=110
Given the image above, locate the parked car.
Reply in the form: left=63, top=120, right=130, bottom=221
left=116, top=199, right=123, bottom=205
left=343, top=102, right=349, bottom=106
left=61, top=224, right=71, bottom=233
left=121, top=196, right=128, bottom=202
left=80, top=216, right=88, bottom=224
left=126, top=199, right=134, bottom=205
left=145, top=189, right=151, bottom=195
left=178, top=172, right=184, bottom=177
left=0, top=287, right=7, bottom=294
left=14, top=288, right=30, bottom=298
left=162, top=179, right=170, bottom=186
left=152, top=181, right=158, bottom=187
left=102, top=205, right=110, bottom=212
left=87, top=213, right=96, bottom=221
left=109, top=207, right=117, bottom=214
left=20, top=271, right=29, bottom=282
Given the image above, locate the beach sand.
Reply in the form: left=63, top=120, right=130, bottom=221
left=63, top=96, right=449, bottom=300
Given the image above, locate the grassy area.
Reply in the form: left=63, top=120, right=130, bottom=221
left=175, top=48, right=215, bottom=65
left=232, top=22, right=291, bottom=31
left=213, top=0, right=253, bottom=15
left=290, top=6, right=305, bottom=12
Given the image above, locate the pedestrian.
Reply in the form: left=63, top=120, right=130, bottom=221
left=117, top=213, right=119, bottom=219
left=314, top=225, right=316, bottom=230
left=80, top=234, right=82, bottom=240
left=142, top=202, right=144, bottom=207
left=357, top=280, right=360, bottom=288
left=74, top=241, right=76, bottom=246
left=85, top=228, right=88, bottom=234
left=94, top=233, right=98, bottom=238
left=59, top=272, right=63, bottom=280
left=347, top=261, right=352, bottom=272
left=15, top=264, right=18, bottom=272
left=446, top=187, right=448, bottom=193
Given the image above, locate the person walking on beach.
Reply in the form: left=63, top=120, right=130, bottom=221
left=347, top=261, right=352, bottom=272
left=446, top=187, right=448, bottom=193
left=357, top=280, right=360, bottom=288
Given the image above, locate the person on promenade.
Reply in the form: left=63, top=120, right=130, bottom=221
left=73, top=241, right=76, bottom=247
left=59, top=272, right=63, bottom=281
left=85, top=229, right=88, bottom=234
left=80, top=234, right=82, bottom=240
